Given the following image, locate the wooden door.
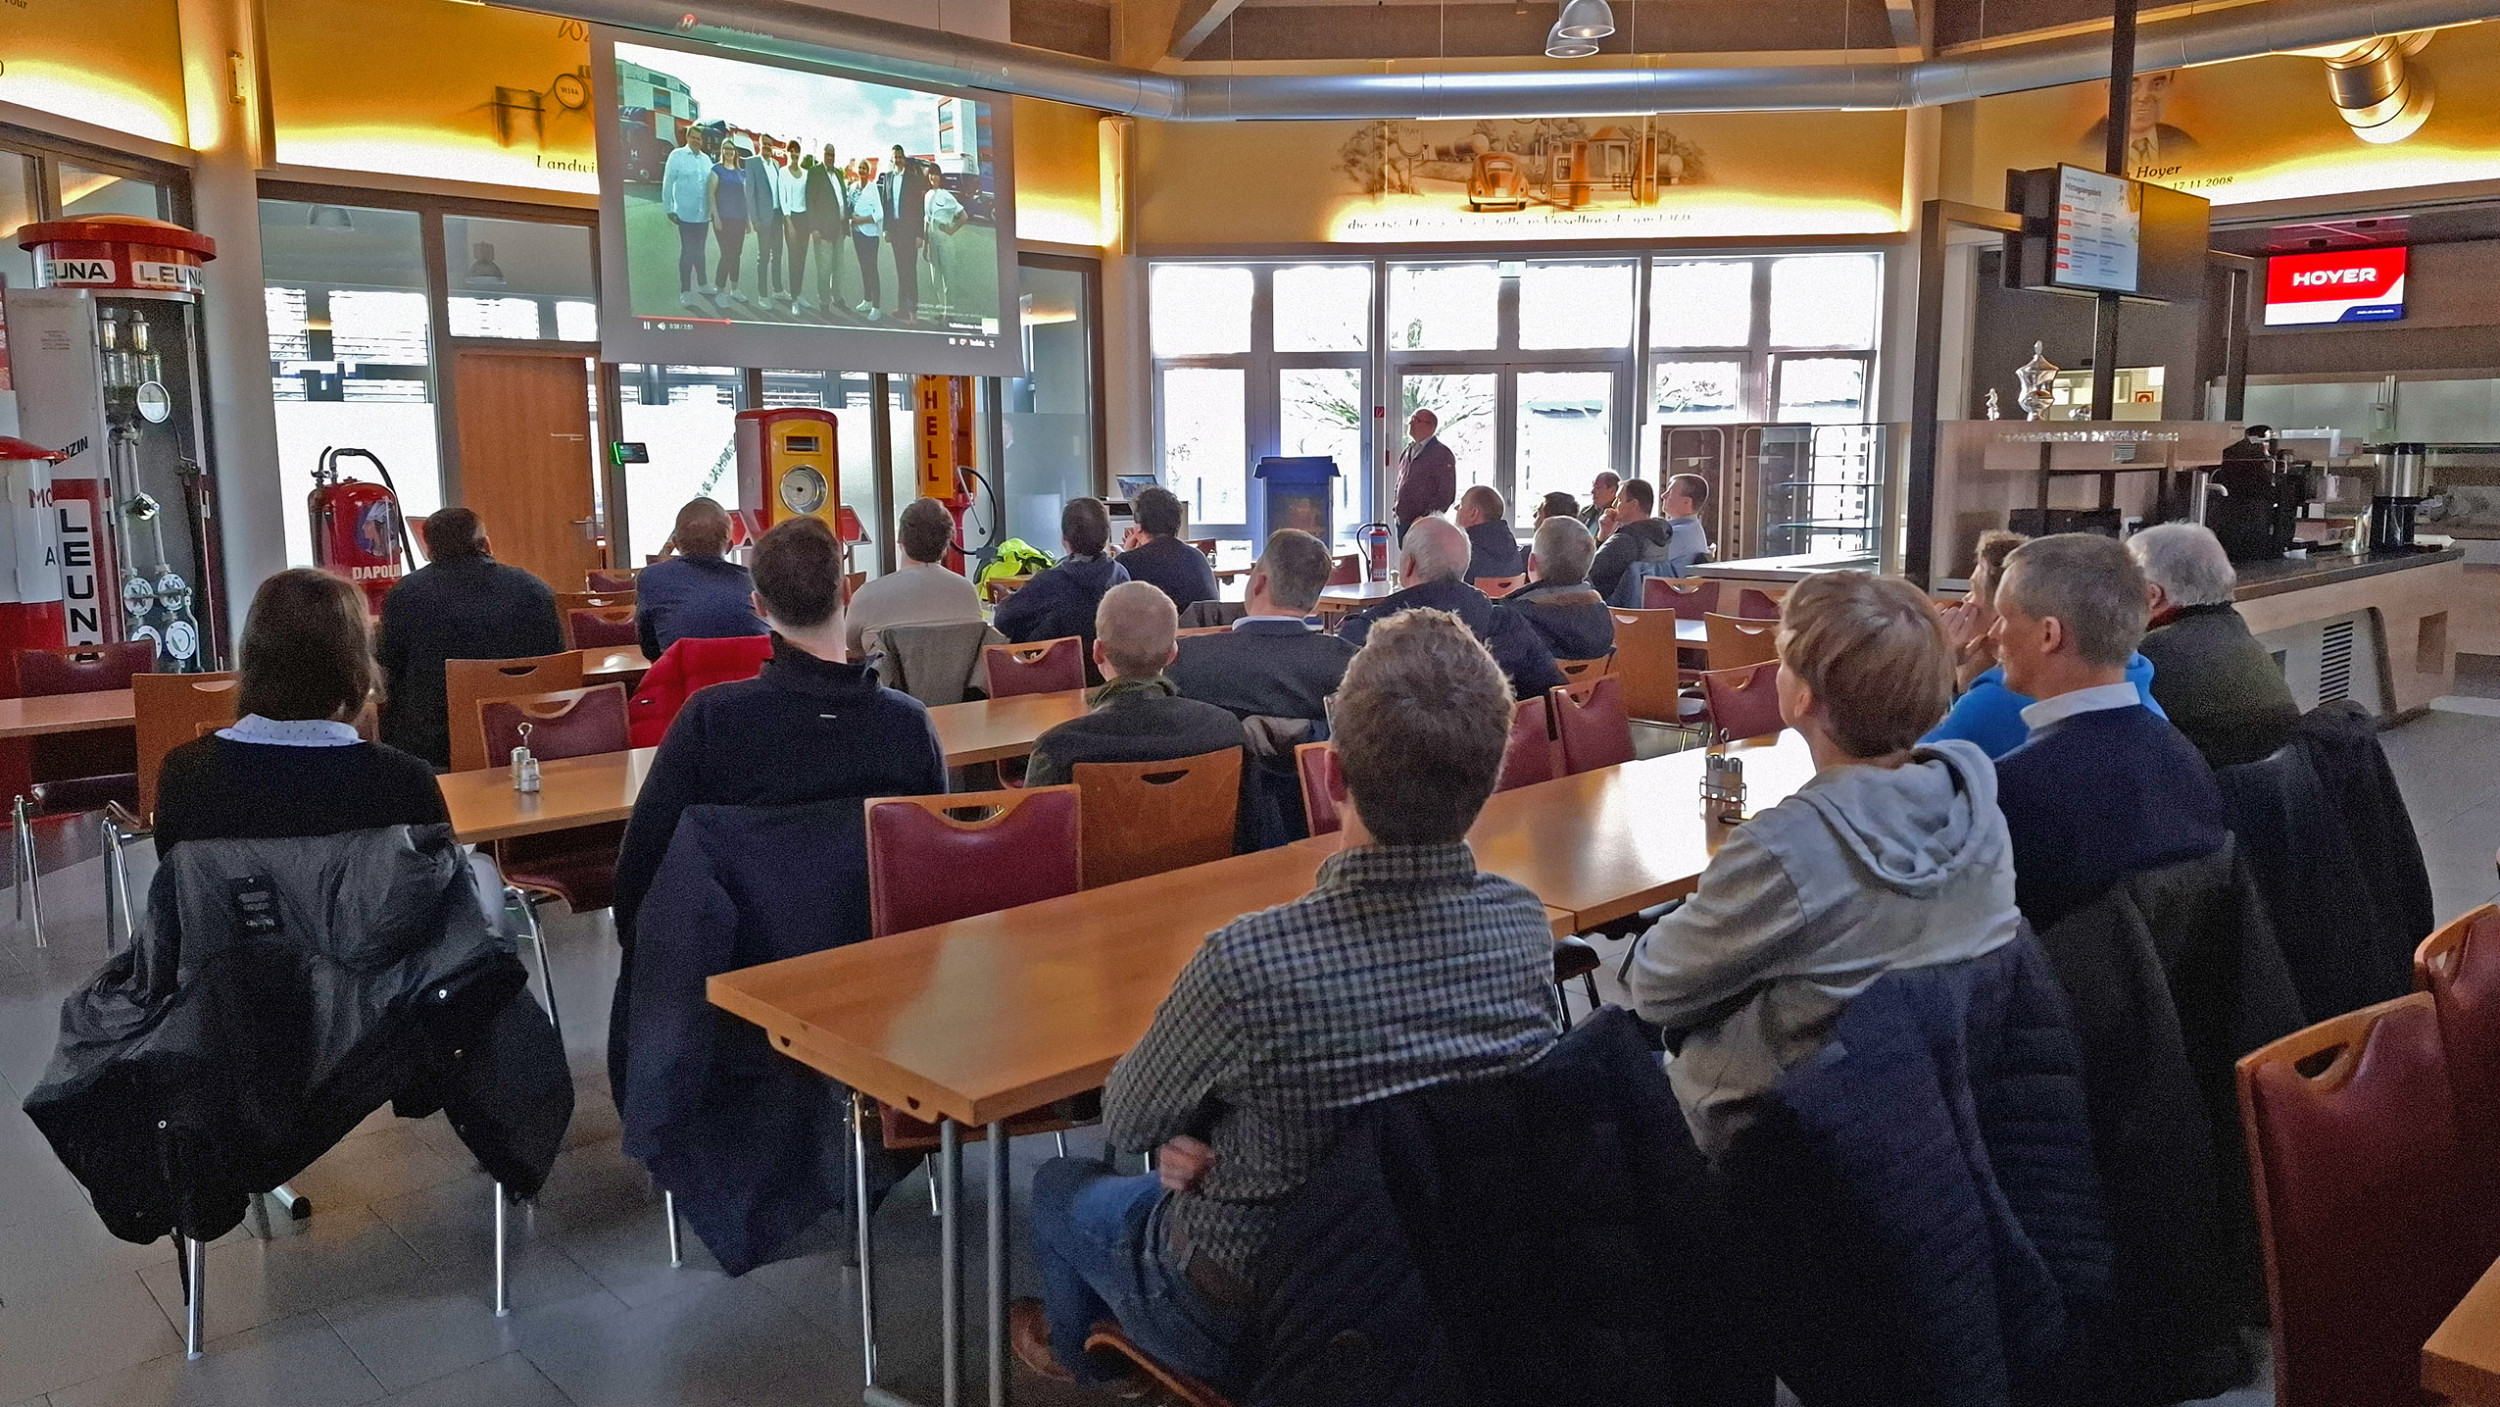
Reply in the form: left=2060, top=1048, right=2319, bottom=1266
left=453, top=352, right=599, bottom=591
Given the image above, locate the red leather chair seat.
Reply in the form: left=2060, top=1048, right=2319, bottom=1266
left=1701, top=660, right=1783, bottom=744
left=500, top=822, right=625, bottom=914
left=1552, top=675, right=1634, bottom=774
left=1498, top=696, right=1556, bottom=791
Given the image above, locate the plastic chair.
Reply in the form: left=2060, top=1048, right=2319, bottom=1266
left=98, top=673, right=241, bottom=952
left=1295, top=742, right=1343, bottom=837
left=1472, top=575, right=1526, bottom=598
left=2415, top=903, right=2500, bottom=1167
left=1734, top=587, right=1783, bottom=620
left=1703, top=612, right=1779, bottom=672
left=2237, top=993, right=2499, bottom=1407
left=1554, top=654, right=1615, bottom=685
left=1326, top=553, right=1363, bottom=587
left=477, top=685, right=631, bottom=1040
left=445, top=654, right=585, bottom=772
left=554, top=590, right=634, bottom=618
left=1551, top=674, right=1634, bottom=774
left=867, top=787, right=1083, bottom=938
left=478, top=684, right=631, bottom=766
left=1605, top=609, right=1687, bottom=724
left=8, top=642, right=153, bottom=948
left=1498, top=696, right=1557, bottom=792
left=1072, top=748, right=1242, bottom=888
left=1643, top=576, right=1721, bottom=619
left=1700, top=661, right=1784, bottom=743
left=983, top=637, right=1085, bottom=698
left=567, top=606, right=639, bottom=650
left=587, top=568, right=641, bottom=593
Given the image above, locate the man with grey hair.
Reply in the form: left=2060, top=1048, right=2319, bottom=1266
left=1023, top=580, right=1245, bottom=789
left=1498, top=515, right=1614, bottom=661
left=2128, top=523, right=2300, bottom=768
left=845, top=496, right=983, bottom=653
left=1174, top=528, right=1356, bottom=725
left=1990, top=533, right=2228, bottom=930
left=1339, top=516, right=1563, bottom=699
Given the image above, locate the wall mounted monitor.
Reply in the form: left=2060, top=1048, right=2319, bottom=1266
left=591, top=29, right=1020, bottom=376
left=2003, top=165, right=2210, bottom=305
left=2263, top=246, right=2408, bottom=326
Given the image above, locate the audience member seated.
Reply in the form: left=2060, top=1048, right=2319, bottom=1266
left=1013, top=608, right=1564, bottom=1393
left=1025, top=581, right=1247, bottom=790
left=994, top=497, right=1131, bottom=658
left=1115, top=485, right=1220, bottom=613
left=1339, top=517, right=1563, bottom=700
left=1990, top=533, right=2228, bottom=932
left=1533, top=490, right=1578, bottom=525
left=1587, top=478, right=1672, bottom=604
left=1925, top=528, right=2164, bottom=758
left=635, top=497, right=766, bottom=659
left=612, top=517, right=945, bottom=948
left=2129, top=522, right=2301, bottom=769
left=377, top=507, right=564, bottom=770
left=155, top=568, right=447, bottom=856
left=1497, top=515, right=1614, bottom=662
left=1660, top=472, right=1713, bottom=573
left=845, top=496, right=984, bottom=655
left=1456, top=485, right=1525, bottom=582
left=1626, top=570, right=2020, bottom=1158
left=1579, top=470, right=1618, bottom=533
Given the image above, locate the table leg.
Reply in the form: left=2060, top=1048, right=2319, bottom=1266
left=852, top=1092, right=882, bottom=1393
left=941, top=1118, right=963, bottom=1407
left=987, top=1121, right=1007, bottom=1407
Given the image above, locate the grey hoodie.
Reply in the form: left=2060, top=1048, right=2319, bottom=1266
left=1626, top=738, right=2020, bottom=1156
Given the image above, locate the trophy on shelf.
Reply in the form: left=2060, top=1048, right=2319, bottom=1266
left=2016, top=342, right=2059, bottom=422
left=1985, top=388, right=2003, bottom=421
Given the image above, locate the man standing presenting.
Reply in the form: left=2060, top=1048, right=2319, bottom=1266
left=1392, top=408, right=1456, bottom=543
left=884, top=147, right=930, bottom=325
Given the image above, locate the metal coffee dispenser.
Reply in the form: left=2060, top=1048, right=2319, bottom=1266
left=2371, top=442, right=2430, bottom=551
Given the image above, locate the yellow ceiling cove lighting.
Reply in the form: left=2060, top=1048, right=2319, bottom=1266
left=1327, top=189, right=1903, bottom=242
left=0, top=65, right=186, bottom=147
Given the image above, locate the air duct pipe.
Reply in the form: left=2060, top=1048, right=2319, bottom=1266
left=503, top=0, right=2500, bottom=122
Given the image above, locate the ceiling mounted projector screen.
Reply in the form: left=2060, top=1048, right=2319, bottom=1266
left=592, top=30, right=1020, bottom=375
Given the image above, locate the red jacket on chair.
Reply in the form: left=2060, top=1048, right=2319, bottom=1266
left=628, top=635, right=775, bottom=748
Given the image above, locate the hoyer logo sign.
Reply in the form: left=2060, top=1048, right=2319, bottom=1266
left=2264, top=247, right=2408, bottom=326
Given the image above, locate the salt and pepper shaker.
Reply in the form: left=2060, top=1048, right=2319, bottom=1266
left=511, top=720, right=541, bottom=794
left=1700, top=750, right=1746, bottom=825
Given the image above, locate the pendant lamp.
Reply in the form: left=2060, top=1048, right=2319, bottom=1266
left=1555, top=0, right=1616, bottom=39
left=1545, top=15, right=1601, bottom=56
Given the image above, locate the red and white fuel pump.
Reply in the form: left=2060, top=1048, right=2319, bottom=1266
left=308, top=448, right=420, bottom=616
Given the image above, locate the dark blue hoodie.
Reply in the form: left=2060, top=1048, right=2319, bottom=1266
left=992, top=552, right=1131, bottom=658
left=1337, top=577, right=1565, bottom=701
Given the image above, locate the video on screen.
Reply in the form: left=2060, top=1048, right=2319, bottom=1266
left=595, top=35, right=1018, bottom=376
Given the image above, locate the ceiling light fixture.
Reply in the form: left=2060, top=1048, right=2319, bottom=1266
left=1545, top=16, right=1600, bottom=56
left=1555, top=0, right=1615, bottom=40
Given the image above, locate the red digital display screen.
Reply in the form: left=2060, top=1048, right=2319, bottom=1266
left=2265, top=247, right=2408, bottom=326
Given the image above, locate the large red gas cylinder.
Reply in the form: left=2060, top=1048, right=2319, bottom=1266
left=308, top=454, right=408, bottom=615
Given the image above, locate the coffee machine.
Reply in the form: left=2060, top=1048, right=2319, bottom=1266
left=2371, top=442, right=2429, bottom=552
left=2202, top=427, right=2306, bottom=563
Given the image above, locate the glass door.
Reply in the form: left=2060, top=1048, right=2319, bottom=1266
left=1514, top=367, right=1619, bottom=529
left=1393, top=368, right=1501, bottom=503
left=1277, top=365, right=1368, bottom=544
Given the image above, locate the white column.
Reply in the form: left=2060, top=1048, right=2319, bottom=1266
left=175, top=0, right=286, bottom=651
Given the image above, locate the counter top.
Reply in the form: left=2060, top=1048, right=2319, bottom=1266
left=2232, top=546, right=2462, bottom=602
left=1695, top=552, right=1879, bottom=582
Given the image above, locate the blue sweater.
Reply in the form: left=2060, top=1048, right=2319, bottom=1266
left=1925, top=655, right=2166, bottom=759
left=1993, top=703, right=2227, bottom=932
left=993, top=553, right=1130, bottom=652
left=1116, top=535, right=1219, bottom=612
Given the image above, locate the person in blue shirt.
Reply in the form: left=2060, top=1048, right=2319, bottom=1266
left=635, top=497, right=767, bottom=660
left=1924, top=527, right=2163, bottom=759
left=1661, top=473, right=1713, bottom=574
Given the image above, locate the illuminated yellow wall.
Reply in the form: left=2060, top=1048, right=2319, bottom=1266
left=1958, top=19, right=2500, bottom=208
left=0, top=0, right=188, bottom=146
left=1136, top=109, right=1908, bottom=246
left=1013, top=96, right=1106, bottom=246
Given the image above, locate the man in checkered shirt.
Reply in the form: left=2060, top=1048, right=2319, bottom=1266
left=1014, top=608, right=1565, bottom=1392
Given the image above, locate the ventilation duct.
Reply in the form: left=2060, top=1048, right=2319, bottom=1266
left=501, top=0, right=2500, bottom=123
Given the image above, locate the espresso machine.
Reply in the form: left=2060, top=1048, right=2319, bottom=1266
left=2371, top=443, right=2430, bottom=552
left=2202, top=427, right=2307, bottom=563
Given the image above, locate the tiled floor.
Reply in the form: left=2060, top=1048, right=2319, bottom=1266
left=0, top=703, right=2492, bottom=1405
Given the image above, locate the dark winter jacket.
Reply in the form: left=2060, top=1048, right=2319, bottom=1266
left=1588, top=517, right=1674, bottom=604
left=1721, top=936, right=2110, bottom=1407
left=2138, top=603, right=2301, bottom=769
left=1336, top=578, right=1565, bottom=702
left=376, top=555, right=565, bottom=769
left=1172, top=620, right=1357, bottom=724
left=992, top=552, right=1131, bottom=655
left=1497, top=579, right=1616, bottom=662
left=633, top=552, right=767, bottom=661
left=1246, top=1008, right=1768, bottom=1407
left=27, top=825, right=571, bottom=1244
left=1117, top=535, right=1221, bottom=613
left=1463, top=520, right=1526, bottom=583
left=2034, top=839, right=2303, bottom=1405
left=1994, top=703, right=2230, bottom=932
left=617, top=799, right=886, bottom=1276
left=1024, top=676, right=1247, bottom=791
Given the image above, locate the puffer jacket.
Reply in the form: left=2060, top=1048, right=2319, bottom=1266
left=26, top=825, right=571, bottom=1245
left=628, top=633, right=776, bottom=748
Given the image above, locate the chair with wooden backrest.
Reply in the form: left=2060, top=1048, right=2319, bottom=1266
left=2416, top=903, right=2500, bottom=1167
left=1497, top=695, right=1558, bottom=792
left=1605, top=609, right=1688, bottom=724
left=1326, top=553, right=1363, bottom=587
left=1700, top=661, right=1785, bottom=744
left=555, top=590, right=634, bottom=619
left=475, top=683, right=634, bottom=1036
left=587, top=568, right=640, bottom=594
left=1703, top=612, right=1780, bottom=672
left=7, top=642, right=156, bottom=948
left=1553, top=654, right=1615, bottom=686
left=98, top=673, right=241, bottom=950
left=1295, top=742, right=1343, bottom=837
left=444, top=653, right=585, bottom=772
left=566, top=605, right=639, bottom=650
left=1472, top=574, right=1526, bottom=598
left=1073, top=748, right=1243, bottom=888
left=2237, top=993, right=2500, bottom=1407
left=1551, top=674, right=1634, bottom=775
left=1642, top=575, right=1720, bottom=620
left=1734, top=586, right=1783, bottom=620
left=983, top=637, right=1085, bottom=699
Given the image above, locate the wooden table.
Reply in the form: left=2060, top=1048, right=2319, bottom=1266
left=2428, top=1255, right=2500, bottom=1403
left=0, top=689, right=137, bottom=738
left=582, top=646, right=650, bottom=684
left=1319, top=579, right=1401, bottom=610
left=436, top=688, right=1093, bottom=841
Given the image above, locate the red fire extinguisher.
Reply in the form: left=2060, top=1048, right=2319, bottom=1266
left=1358, top=522, right=1394, bottom=582
left=309, top=448, right=419, bottom=615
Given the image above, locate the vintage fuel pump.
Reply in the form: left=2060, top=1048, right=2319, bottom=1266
left=914, top=375, right=979, bottom=575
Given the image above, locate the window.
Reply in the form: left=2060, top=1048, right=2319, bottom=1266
left=616, top=365, right=742, bottom=565
left=1388, top=264, right=1498, bottom=351
left=1273, top=264, right=1371, bottom=353
left=1768, top=254, right=1882, bottom=349
left=1518, top=261, right=1634, bottom=351
left=259, top=200, right=442, bottom=567
left=1160, top=367, right=1247, bottom=527
left=1006, top=259, right=1101, bottom=553
left=1641, top=251, right=1883, bottom=476
left=1649, top=260, right=1753, bottom=347
left=58, top=162, right=167, bottom=221
left=444, top=215, right=598, bottom=343
left=1150, top=265, right=1252, bottom=356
